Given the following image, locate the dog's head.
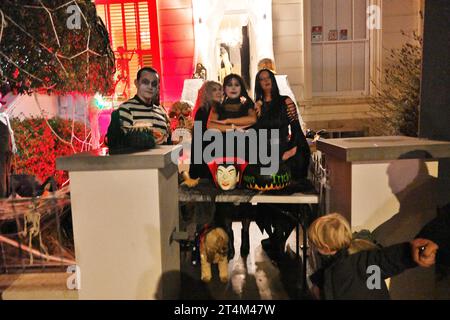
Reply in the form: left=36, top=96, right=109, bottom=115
left=204, top=227, right=229, bottom=263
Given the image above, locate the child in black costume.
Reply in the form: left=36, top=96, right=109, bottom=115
left=207, top=74, right=257, bottom=259
left=207, top=73, right=256, bottom=132
left=308, top=213, right=417, bottom=299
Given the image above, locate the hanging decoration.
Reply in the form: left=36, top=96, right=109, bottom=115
left=0, top=0, right=115, bottom=186
left=0, top=0, right=115, bottom=96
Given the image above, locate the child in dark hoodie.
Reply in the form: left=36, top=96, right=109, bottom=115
left=308, top=213, right=418, bottom=300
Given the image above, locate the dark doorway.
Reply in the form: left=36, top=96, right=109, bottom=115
left=240, top=26, right=250, bottom=89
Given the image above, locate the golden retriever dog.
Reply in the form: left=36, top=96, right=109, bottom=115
left=200, top=227, right=229, bottom=283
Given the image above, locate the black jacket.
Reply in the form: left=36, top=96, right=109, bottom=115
left=255, top=96, right=310, bottom=179
left=189, top=106, right=213, bottom=179
left=310, top=243, right=416, bottom=300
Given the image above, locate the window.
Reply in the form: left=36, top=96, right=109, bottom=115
left=311, top=0, right=369, bottom=96
left=95, top=0, right=160, bottom=99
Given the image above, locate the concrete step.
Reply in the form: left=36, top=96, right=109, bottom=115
left=0, top=272, right=78, bottom=300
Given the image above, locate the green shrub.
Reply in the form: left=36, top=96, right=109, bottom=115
left=369, top=31, right=422, bottom=137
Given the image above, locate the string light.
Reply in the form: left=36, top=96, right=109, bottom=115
left=93, top=93, right=113, bottom=110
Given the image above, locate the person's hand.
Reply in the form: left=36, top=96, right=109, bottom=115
left=180, top=171, right=200, bottom=188
left=181, top=177, right=200, bottom=188
left=234, top=125, right=251, bottom=132
left=209, top=119, right=227, bottom=125
left=255, top=101, right=263, bottom=117
left=282, top=146, right=297, bottom=161
left=311, top=285, right=321, bottom=300
left=411, top=238, right=439, bottom=268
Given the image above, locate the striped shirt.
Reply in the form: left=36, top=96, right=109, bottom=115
left=118, top=95, right=170, bottom=142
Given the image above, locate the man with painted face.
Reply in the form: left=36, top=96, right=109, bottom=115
left=118, top=67, right=171, bottom=145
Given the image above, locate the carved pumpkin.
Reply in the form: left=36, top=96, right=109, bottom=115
left=242, top=162, right=292, bottom=191
left=207, top=157, right=248, bottom=190
left=123, top=126, right=156, bottom=150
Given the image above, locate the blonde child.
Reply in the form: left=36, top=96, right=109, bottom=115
left=307, top=213, right=419, bottom=300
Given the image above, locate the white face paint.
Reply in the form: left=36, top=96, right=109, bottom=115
left=135, top=71, right=158, bottom=104
left=225, top=78, right=241, bottom=100
left=216, top=165, right=239, bottom=190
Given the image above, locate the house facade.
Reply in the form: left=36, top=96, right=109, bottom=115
left=9, top=0, right=424, bottom=135
left=154, top=0, right=424, bottom=130
left=96, top=0, right=423, bottom=133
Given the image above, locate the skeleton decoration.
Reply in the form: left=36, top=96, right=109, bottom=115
left=193, top=63, right=207, bottom=80
left=22, top=204, right=49, bottom=265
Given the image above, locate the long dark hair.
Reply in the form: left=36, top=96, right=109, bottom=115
left=254, top=69, right=285, bottom=129
left=222, top=73, right=252, bottom=103
left=254, top=69, right=281, bottom=103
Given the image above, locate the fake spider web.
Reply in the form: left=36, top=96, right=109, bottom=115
left=0, top=0, right=115, bottom=151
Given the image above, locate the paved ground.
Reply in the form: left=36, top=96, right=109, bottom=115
left=0, top=223, right=448, bottom=300
left=0, top=221, right=311, bottom=300
left=177, top=221, right=312, bottom=300
left=0, top=272, right=78, bottom=300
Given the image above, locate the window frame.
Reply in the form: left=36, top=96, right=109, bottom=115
left=94, top=0, right=161, bottom=98
left=310, top=0, right=373, bottom=97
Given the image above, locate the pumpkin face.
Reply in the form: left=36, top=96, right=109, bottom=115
left=242, top=163, right=292, bottom=191
left=207, top=157, right=248, bottom=189
left=216, top=164, right=239, bottom=191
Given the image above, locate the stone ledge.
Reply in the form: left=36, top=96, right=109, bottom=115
left=0, top=273, right=78, bottom=300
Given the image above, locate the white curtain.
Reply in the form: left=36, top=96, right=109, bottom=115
left=192, top=0, right=274, bottom=88
left=247, top=0, right=274, bottom=92
left=192, top=0, right=226, bottom=82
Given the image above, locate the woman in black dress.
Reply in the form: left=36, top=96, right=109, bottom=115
left=254, top=68, right=311, bottom=261
left=254, top=69, right=310, bottom=180
left=208, top=74, right=257, bottom=259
